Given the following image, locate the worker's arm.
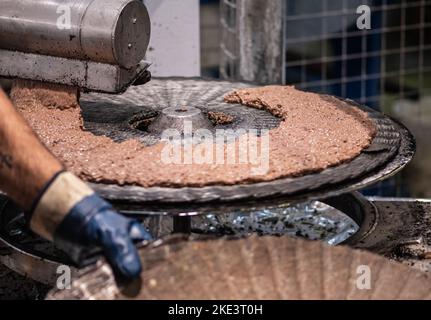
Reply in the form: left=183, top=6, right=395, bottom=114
left=0, top=88, right=151, bottom=279
left=0, top=89, right=63, bottom=207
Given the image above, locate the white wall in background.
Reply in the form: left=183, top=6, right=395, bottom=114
left=144, top=0, right=201, bottom=77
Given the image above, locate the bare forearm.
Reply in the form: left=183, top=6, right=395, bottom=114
left=0, top=89, right=63, bottom=210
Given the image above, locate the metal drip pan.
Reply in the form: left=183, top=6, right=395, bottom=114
left=191, top=201, right=359, bottom=245
left=190, top=192, right=377, bottom=246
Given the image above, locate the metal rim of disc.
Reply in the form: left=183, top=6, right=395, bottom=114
left=78, top=78, right=414, bottom=212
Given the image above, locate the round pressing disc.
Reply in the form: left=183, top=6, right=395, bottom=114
left=79, top=78, right=411, bottom=207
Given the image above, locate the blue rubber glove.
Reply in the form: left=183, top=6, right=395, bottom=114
left=54, top=194, right=153, bottom=279
left=29, top=172, right=153, bottom=280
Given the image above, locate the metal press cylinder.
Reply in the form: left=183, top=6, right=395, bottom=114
left=0, top=0, right=151, bottom=69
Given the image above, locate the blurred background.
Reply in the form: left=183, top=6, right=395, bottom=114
left=142, top=0, right=431, bottom=198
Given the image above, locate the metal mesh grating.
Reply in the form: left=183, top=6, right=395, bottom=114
left=220, top=0, right=430, bottom=196
left=285, top=0, right=431, bottom=197
left=220, top=0, right=431, bottom=110
left=283, top=0, right=431, bottom=112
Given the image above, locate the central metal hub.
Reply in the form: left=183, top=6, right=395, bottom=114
left=147, top=106, right=213, bottom=135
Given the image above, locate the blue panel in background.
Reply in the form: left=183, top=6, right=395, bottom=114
left=284, top=0, right=406, bottom=197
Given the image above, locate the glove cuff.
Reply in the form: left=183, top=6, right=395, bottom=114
left=27, top=169, right=66, bottom=218
left=29, top=171, right=94, bottom=241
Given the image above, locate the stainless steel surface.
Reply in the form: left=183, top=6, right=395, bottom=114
left=323, top=192, right=379, bottom=246
left=0, top=0, right=150, bottom=69
left=0, top=0, right=151, bottom=93
left=80, top=78, right=280, bottom=146
left=147, top=106, right=213, bottom=135
left=191, top=199, right=360, bottom=246
left=0, top=49, right=151, bottom=93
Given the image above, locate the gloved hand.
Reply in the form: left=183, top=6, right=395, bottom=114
left=28, top=171, right=153, bottom=280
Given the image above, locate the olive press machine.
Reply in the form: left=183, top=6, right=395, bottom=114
left=0, top=0, right=430, bottom=286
